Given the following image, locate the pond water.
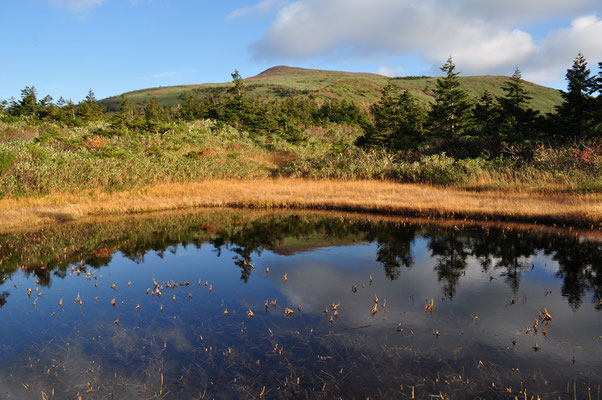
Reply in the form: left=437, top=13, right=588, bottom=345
left=0, top=210, right=600, bottom=399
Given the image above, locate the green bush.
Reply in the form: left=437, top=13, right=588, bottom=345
left=0, top=149, right=16, bottom=175
left=34, top=126, right=61, bottom=144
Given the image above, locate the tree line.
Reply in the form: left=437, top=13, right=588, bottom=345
left=358, top=53, right=601, bottom=158
left=1, top=53, right=600, bottom=159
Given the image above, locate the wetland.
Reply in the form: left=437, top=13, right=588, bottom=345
left=0, top=210, right=600, bottom=399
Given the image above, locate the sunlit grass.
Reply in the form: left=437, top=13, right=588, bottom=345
left=0, top=179, right=599, bottom=231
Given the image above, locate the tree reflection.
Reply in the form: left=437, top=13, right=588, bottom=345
left=0, top=213, right=599, bottom=310
left=469, top=230, right=533, bottom=293
left=372, top=225, right=416, bottom=280
left=547, top=237, right=601, bottom=310
left=0, top=291, right=9, bottom=308
left=428, top=231, right=470, bottom=298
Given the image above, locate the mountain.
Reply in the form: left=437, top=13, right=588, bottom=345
left=100, top=65, right=563, bottom=114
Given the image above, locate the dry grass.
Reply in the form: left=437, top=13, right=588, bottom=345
left=0, top=179, right=600, bottom=231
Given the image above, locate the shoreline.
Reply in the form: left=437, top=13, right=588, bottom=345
left=0, top=179, right=600, bottom=232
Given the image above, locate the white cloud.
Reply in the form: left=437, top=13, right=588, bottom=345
left=457, top=0, right=596, bottom=23
left=377, top=66, right=404, bottom=77
left=522, top=15, right=602, bottom=84
left=50, top=0, right=105, bottom=11
left=228, top=0, right=290, bottom=20
left=250, top=0, right=601, bottom=84
left=251, top=0, right=538, bottom=73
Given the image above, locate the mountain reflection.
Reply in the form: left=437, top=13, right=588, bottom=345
left=0, top=211, right=599, bottom=310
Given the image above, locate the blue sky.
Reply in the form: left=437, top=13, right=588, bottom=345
left=1, top=0, right=601, bottom=102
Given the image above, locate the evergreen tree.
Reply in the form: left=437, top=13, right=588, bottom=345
left=500, top=69, right=531, bottom=112
left=473, top=90, right=498, bottom=132
left=119, top=95, right=135, bottom=121
left=361, top=83, right=399, bottom=147
left=143, top=97, right=169, bottom=133
left=428, top=57, right=473, bottom=138
left=111, top=95, right=136, bottom=131
left=38, top=95, right=57, bottom=120
left=358, top=84, right=424, bottom=151
left=498, top=68, right=538, bottom=140
left=12, top=86, right=39, bottom=117
left=77, top=89, right=104, bottom=121
left=144, top=97, right=167, bottom=122
left=178, top=93, right=200, bottom=121
left=225, top=69, right=251, bottom=127
left=389, top=90, right=425, bottom=151
left=229, top=69, right=246, bottom=106
left=555, top=52, right=596, bottom=139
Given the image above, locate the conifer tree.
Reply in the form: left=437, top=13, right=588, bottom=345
left=428, top=57, right=472, bottom=138
left=229, top=69, right=246, bottom=106
left=178, top=94, right=199, bottom=121
left=364, top=83, right=399, bottom=147
left=226, top=69, right=251, bottom=126
left=13, top=86, right=39, bottom=117
left=144, top=97, right=167, bottom=122
left=77, top=89, right=104, bottom=121
left=111, top=95, right=136, bottom=131
left=500, top=69, right=531, bottom=112
left=358, top=84, right=424, bottom=151
left=498, top=68, right=538, bottom=139
left=555, top=52, right=596, bottom=139
left=389, top=90, right=425, bottom=151
left=473, top=90, right=497, bottom=130
left=119, top=95, right=135, bottom=121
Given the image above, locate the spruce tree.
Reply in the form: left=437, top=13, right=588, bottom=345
left=111, top=95, right=135, bottom=132
left=358, top=84, right=424, bottom=151
left=428, top=57, right=472, bottom=138
left=14, top=86, right=39, bottom=117
left=144, top=97, right=167, bottom=122
left=498, top=68, right=537, bottom=139
left=500, top=69, right=531, bottom=112
left=473, top=90, right=497, bottom=128
left=226, top=69, right=251, bottom=126
left=363, top=82, right=399, bottom=147
left=77, top=89, right=104, bottom=121
left=389, top=90, right=425, bottom=151
left=555, top=52, right=596, bottom=139
left=178, top=94, right=199, bottom=121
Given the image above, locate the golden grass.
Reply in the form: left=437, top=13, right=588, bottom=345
left=0, top=179, right=600, bottom=231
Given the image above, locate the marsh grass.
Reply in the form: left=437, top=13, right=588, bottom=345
left=0, top=179, right=599, bottom=232
left=0, top=119, right=599, bottom=230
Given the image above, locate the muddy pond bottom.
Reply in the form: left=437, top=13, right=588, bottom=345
left=0, top=210, right=600, bottom=399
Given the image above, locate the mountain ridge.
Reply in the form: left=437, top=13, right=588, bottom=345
left=100, top=65, right=563, bottom=114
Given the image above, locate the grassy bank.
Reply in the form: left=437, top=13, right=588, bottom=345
left=0, top=118, right=600, bottom=231
left=1, top=119, right=600, bottom=198
left=0, top=179, right=599, bottom=231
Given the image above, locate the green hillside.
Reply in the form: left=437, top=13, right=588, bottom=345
left=100, top=66, right=563, bottom=114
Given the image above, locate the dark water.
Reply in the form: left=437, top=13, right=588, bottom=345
left=0, top=210, right=600, bottom=399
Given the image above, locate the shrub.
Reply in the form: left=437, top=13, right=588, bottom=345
left=34, top=126, right=61, bottom=144
left=0, top=149, right=16, bottom=175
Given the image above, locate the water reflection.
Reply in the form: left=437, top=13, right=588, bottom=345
left=0, top=210, right=600, bottom=398
left=0, top=211, right=600, bottom=310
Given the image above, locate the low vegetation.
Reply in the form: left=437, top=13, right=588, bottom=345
left=0, top=55, right=600, bottom=227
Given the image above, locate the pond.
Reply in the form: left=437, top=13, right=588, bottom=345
left=0, top=210, right=600, bottom=399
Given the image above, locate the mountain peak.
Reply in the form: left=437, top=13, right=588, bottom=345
left=255, top=65, right=312, bottom=77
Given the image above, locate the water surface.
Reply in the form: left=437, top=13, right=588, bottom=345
left=0, top=210, right=600, bottom=399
